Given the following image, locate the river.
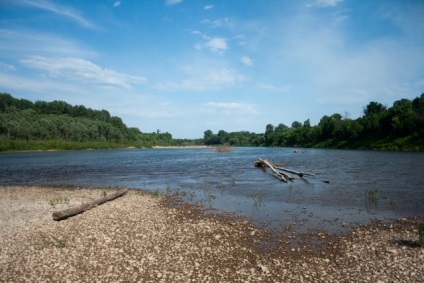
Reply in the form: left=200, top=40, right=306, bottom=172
left=1, top=147, right=423, bottom=233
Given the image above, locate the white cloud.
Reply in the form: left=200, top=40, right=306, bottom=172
left=240, top=56, right=253, bottom=67
left=269, top=9, right=424, bottom=106
left=256, top=83, right=292, bottom=94
left=201, top=18, right=231, bottom=28
left=0, top=62, right=16, bottom=71
left=0, top=29, right=95, bottom=57
left=156, top=68, right=244, bottom=91
left=20, top=56, right=147, bottom=89
left=18, top=0, right=96, bottom=28
left=204, top=5, right=214, bottom=10
left=205, top=37, right=228, bottom=54
left=195, top=35, right=228, bottom=54
left=308, top=0, right=344, bottom=7
left=0, top=71, right=92, bottom=98
left=116, top=100, right=180, bottom=119
left=113, top=1, right=121, bottom=8
left=165, top=0, right=182, bottom=6
left=205, top=102, right=258, bottom=115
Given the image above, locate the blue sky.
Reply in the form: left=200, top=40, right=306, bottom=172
left=1, top=0, right=423, bottom=138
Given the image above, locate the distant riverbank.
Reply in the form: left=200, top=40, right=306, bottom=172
left=153, top=145, right=211, bottom=149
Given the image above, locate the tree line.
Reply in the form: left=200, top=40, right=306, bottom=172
left=0, top=93, right=182, bottom=150
left=1, top=92, right=423, bottom=151
left=203, top=93, right=424, bottom=150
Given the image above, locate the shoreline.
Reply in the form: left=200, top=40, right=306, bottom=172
left=1, top=145, right=211, bottom=153
left=1, top=185, right=423, bottom=282
left=2, top=144, right=423, bottom=154
left=153, top=145, right=210, bottom=149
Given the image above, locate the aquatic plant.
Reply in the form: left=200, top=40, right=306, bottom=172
left=228, top=177, right=236, bottom=186
left=186, top=191, right=197, bottom=202
left=218, top=184, right=227, bottom=192
left=367, top=188, right=379, bottom=202
left=165, top=184, right=172, bottom=195
left=152, top=189, right=161, bottom=197
left=389, top=197, right=397, bottom=207
left=251, top=191, right=264, bottom=209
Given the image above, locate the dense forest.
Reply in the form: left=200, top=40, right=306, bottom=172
left=203, top=93, right=424, bottom=151
left=0, top=93, right=201, bottom=151
left=1, top=92, right=423, bottom=151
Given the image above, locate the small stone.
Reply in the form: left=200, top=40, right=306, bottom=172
left=257, top=264, right=269, bottom=274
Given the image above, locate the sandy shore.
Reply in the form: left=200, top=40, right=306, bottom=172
left=0, top=186, right=423, bottom=282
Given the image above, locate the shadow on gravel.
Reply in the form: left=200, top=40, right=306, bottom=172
left=393, top=239, right=422, bottom=248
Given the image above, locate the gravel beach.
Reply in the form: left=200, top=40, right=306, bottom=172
left=1, top=186, right=423, bottom=282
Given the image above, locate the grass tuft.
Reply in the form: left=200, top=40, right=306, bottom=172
left=49, top=196, right=70, bottom=207
left=367, top=188, right=379, bottom=202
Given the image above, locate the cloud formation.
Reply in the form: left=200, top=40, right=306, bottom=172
left=20, top=56, right=147, bottom=89
left=19, top=0, right=96, bottom=28
left=165, top=0, right=182, bottom=6
left=0, top=29, right=95, bottom=57
left=308, top=0, right=344, bottom=7
left=194, top=34, right=228, bottom=54
left=205, top=102, right=258, bottom=115
left=240, top=56, right=253, bottom=67
left=156, top=68, right=244, bottom=91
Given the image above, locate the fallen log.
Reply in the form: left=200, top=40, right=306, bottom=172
left=255, top=158, right=320, bottom=183
left=52, top=190, right=128, bottom=221
left=255, top=158, right=294, bottom=182
left=274, top=166, right=315, bottom=178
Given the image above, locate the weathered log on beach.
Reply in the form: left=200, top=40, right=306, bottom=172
left=52, top=190, right=128, bottom=221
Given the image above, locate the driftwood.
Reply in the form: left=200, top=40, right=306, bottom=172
left=274, top=166, right=315, bottom=178
left=255, top=158, right=293, bottom=182
left=254, top=158, right=315, bottom=183
left=52, top=190, right=128, bottom=221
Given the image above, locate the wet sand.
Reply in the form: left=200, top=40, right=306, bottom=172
left=0, top=186, right=423, bottom=282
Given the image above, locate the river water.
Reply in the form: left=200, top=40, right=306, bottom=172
left=1, top=147, right=423, bottom=234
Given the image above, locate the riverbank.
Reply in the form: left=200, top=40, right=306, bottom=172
left=152, top=145, right=210, bottom=149
left=0, top=186, right=422, bottom=282
left=0, top=143, right=211, bottom=153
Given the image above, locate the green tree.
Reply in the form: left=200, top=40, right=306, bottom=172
left=275, top=123, right=288, bottom=133
left=360, top=101, right=388, bottom=137
left=291, top=121, right=302, bottom=129
left=388, top=98, right=415, bottom=137
left=264, top=124, right=274, bottom=145
left=0, top=93, right=14, bottom=112
left=303, top=119, right=311, bottom=128
left=203, top=130, right=213, bottom=144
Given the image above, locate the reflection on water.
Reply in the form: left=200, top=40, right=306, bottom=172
left=1, top=147, right=423, bottom=233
